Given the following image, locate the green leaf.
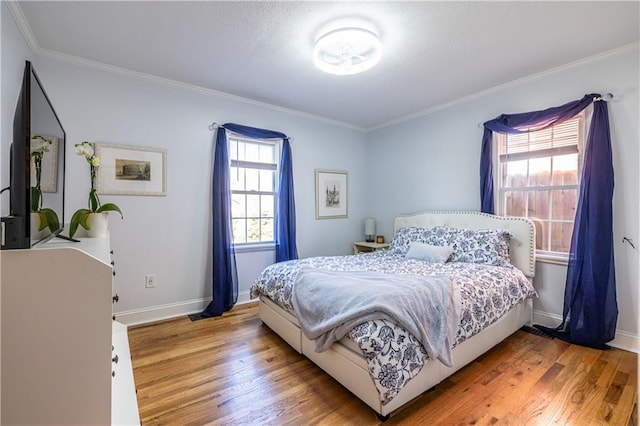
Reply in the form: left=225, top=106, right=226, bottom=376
left=69, top=208, right=91, bottom=238
left=36, top=211, right=48, bottom=231
left=39, top=208, right=60, bottom=233
left=79, top=212, right=91, bottom=229
left=96, top=203, right=124, bottom=219
left=89, top=188, right=100, bottom=212
left=30, top=186, right=42, bottom=212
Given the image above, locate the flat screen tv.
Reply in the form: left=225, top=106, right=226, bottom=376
left=1, top=61, right=66, bottom=249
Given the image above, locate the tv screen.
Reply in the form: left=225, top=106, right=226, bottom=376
left=2, top=61, right=65, bottom=249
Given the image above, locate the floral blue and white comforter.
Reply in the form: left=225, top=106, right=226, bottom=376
left=250, top=250, right=536, bottom=405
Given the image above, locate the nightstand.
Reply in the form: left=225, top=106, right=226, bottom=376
left=353, top=241, right=390, bottom=254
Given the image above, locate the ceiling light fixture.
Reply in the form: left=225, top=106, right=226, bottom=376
left=313, top=27, right=382, bottom=76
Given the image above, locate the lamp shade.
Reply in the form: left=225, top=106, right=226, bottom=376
left=364, top=218, right=376, bottom=239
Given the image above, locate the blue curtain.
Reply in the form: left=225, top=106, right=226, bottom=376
left=550, top=101, right=617, bottom=348
left=480, top=94, right=596, bottom=214
left=202, top=126, right=238, bottom=317
left=480, top=94, right=617, bottom=348
left=202, top=123, right=298, bottom=317
left=275, top=139, right=299, bottom=262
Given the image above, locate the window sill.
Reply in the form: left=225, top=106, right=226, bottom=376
left=536, top=253, right=569, bottom=266
left=234, top=243, right=275, bottom=253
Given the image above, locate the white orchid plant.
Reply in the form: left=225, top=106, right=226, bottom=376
left=31, top=135, right=60, bottom=233
left=70, top=141, right=123, bottom=237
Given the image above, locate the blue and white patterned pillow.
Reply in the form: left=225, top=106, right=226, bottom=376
left=428, top=226, right=512, bottom=266
left=388, top=227, right=438, bottom=255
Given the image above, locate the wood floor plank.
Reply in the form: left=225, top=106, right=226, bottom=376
left=129, top=303, right=638, bottom=425
left=430, top=338, right=542, bottom=423
left=463, top=341, right=562, bottom=424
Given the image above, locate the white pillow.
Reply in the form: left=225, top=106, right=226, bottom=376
left=405, top=242, right=454, bottom=263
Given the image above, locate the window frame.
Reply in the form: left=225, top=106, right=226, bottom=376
left=494, top=112, right=586, bottom=261
left=228, top=135, right=281, bottom=249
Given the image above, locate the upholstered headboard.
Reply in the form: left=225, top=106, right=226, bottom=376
left=393, top=211, right=536, bottom=278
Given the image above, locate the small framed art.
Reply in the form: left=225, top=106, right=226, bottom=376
left=315, top=169, right=348, bottom=219
left=95, top=143, right=167, bottom=196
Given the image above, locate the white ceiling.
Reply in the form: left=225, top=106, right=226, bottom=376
left=13, top=1, right=640, bottom=130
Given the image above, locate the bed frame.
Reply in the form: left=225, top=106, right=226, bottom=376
left=258, top=211, right=536, bottom=418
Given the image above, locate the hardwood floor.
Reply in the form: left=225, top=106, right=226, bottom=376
left=129, top=303, right=638, bottom=425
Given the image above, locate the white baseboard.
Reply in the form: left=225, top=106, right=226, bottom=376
left=114, top=291, right=256, bottom=326
left=534, top=310, right=639, bottom=354
left=116, top=301, right=638, bottom=354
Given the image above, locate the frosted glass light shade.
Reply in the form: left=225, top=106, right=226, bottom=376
left=364, top=218, right=376, bottom=242
left=313, top=28, right=382, bottom=76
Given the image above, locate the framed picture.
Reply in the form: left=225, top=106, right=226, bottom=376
left=95, top=143, right=167, bottom=196
left=315, top=169, right=348, bottom=219
left=30, top=135, right=58, bottom=193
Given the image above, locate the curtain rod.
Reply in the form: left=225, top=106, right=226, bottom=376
left=594, top=92, right=614, bottom=102
left=208, top=122, right=294, bottom=141
left=476, top=93, right=614, bottom=128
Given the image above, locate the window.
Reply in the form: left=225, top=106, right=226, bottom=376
left=229, top=136, right=279, bottom=245
left=496, top=113, right=584, bottom=254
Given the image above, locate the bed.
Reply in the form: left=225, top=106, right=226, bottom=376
left=251, top=211, right=536, bottom=419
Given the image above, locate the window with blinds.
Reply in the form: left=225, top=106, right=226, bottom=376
left=229, top=136, right=280, bottom=245
left=496, top=113, right=584, bottom=254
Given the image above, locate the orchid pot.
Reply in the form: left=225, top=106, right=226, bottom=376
left=69, top=141, right=123, bottom=238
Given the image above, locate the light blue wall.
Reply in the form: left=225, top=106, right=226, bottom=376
left=36, top=59, right=369, bottom=311
left=366, top=46, right=639, bottom=341
left=1, top=5, right=368, bottom=313
left=3, top=3, right=638, bottom=346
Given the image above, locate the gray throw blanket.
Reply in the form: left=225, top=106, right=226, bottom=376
left=292, top=267, right=460, bottom=367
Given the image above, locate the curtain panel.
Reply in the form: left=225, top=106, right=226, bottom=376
left=275, top=139, right=299, bottom=262
left=202, top=123, right=298, bottom=317
left=479, top=94, right=617, bottom=348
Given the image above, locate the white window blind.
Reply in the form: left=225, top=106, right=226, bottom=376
left=496, top=114, right=584, bottom=254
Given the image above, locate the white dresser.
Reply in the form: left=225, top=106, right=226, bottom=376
left=1, top=236, right=139, bottom=425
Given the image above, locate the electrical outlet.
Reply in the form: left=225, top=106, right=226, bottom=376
left=145, top=274, right=156, bottom=288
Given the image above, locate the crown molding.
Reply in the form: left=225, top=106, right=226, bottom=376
left=8, top=1, right=636, bottom=134
left=6, top=2, right=365, bottom=133
left=371, top=42, right=640, bottom=132
left=37, top=48, right=366, bottom=132
left=6, top=1, right=39, bottom=53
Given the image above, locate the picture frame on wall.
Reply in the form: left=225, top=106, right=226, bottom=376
left=95, top=143, right=167, bottom=196
left=315, top=169, right=348, bottom=219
